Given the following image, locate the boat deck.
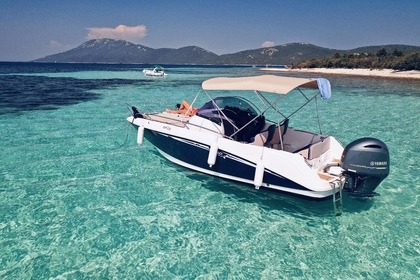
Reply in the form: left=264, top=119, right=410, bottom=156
left=144, top=112, right=191, bottom=127
left=317, top=172, right=337, bottom=181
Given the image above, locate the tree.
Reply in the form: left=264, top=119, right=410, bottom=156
left=393, top=53, right=420, bottom=70
left=376, top=48, right=388, bottom=57
left=291, top=50, right=420, bottom=71
left=392, top=49, right=403, bottom=57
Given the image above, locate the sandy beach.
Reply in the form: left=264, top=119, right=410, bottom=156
left=259, top=67, right=420, bottom=80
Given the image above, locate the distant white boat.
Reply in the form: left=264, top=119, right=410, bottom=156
left=142, top=66, right=168, bottom=77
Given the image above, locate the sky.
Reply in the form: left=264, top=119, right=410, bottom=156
left=1, top=0, right=419, bottom=61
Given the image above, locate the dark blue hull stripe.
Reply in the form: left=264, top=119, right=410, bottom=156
left=144, top=130, right=308, bottom=191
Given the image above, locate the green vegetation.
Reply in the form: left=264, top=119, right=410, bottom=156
left=292, top=48, right=420, bottom=71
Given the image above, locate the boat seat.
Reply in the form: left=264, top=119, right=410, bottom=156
left=221, top=117, right=237, bottom=140
left=251, top=125, right=331, bottom=159
left=307, top=136, right=330, bottom=159
left=289, top=136, right=331, bottom=160
left=249, top=119, right=288, bottom=147
left=222, top=106, right=265, bottom=142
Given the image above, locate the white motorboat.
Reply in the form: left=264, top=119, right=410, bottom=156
left=127, top=75, right=389, bottom=213
left=142, top=66, right=167, bottom=77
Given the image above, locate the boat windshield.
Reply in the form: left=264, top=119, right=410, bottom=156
left=197, top=96, right=265, bottom=142
left=198, top=96, right=260, bottom=115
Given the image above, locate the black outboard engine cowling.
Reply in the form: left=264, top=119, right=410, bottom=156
left=340, top=137, right=389, bottom=197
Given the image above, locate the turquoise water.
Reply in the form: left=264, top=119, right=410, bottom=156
left=0, top=63, right=419, bottom=279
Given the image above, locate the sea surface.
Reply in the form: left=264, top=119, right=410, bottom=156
left=0, top=62, right=419, bottom=279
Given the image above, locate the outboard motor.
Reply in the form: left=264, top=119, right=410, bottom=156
left=340, top=137, right=390, bottom=197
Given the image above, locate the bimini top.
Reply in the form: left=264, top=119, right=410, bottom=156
left=202, top=75, right=331, bottom=99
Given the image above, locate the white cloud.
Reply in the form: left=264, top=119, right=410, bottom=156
left=86, top=24, right=148, bottom=42
left=261, top=41, right=275, bottom=48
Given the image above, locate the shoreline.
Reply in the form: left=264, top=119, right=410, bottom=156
left=258, top=67, right=420, bottom=80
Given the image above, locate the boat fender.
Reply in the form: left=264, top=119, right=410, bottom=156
left=254, top=160, right=264, bottom=189
left=207, top=142, right=218, bottom=167
left=137, top=125, right=145, bottom=145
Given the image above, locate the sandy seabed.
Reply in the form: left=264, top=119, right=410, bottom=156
left=259, top=67, right=420, bottom=80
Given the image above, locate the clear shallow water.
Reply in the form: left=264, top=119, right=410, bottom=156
left=0, top=62, right=419, bottom=279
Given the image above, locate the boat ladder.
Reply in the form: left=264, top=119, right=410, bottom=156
left=331, top=179, right=343, bottom=216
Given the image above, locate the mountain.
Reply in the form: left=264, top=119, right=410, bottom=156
left=34, top=39, right=219, bottom=64
left=217, top=43, right=341, bottom=65
left=34, top=39, right=420, bottom=65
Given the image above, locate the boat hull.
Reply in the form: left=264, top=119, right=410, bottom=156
left=141, top=127, right=334, bottom=199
